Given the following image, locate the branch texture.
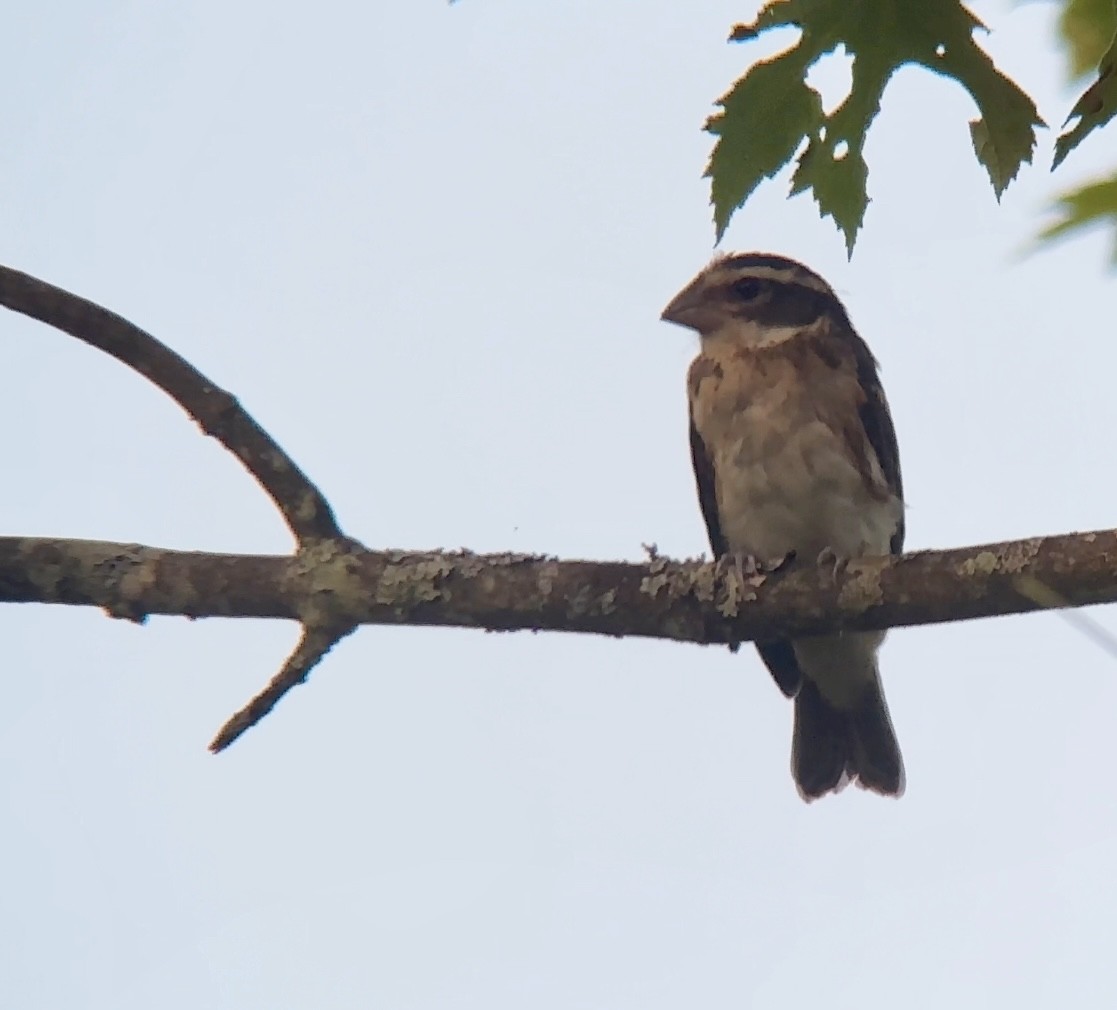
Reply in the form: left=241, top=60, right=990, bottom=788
left=3, top=529, right=1115, bottom=643
left=0, top=265, right=342, bottom=545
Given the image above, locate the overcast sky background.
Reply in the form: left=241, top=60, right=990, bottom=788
left=3, top=1, right=1116, bottom=1007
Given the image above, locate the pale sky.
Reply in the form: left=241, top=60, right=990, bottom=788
left=3, top=2, right=1116, bottom=1007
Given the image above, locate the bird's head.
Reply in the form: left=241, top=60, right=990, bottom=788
left=660, top=253, right=849, bottom=346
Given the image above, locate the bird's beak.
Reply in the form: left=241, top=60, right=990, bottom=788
left=660, top=278, right=706, bottom=330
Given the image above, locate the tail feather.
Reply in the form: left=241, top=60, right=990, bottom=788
left=847, top=680, right=906, bottom=797
left=792, top=676, right=904, bottom=801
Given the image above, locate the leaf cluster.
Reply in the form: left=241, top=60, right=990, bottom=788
left=706, top=0, right=1117, bottom=258
left=1046, top=0, right=1117, bottom=257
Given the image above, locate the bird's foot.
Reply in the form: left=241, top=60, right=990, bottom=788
left=712, top=551, right=795, bottom=651
left=716, top=549, right=796, bottom=584
left=816, top=546, right=850, bottom=583
left=717, top=550, right=760, bottom=585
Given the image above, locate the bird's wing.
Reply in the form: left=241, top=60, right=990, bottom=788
left=688, top=413, right=726, bottom=559
left=850, top=337, right=905, bottom=555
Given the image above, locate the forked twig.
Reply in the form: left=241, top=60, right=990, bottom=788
left=0, top=263, right=355, bottom=748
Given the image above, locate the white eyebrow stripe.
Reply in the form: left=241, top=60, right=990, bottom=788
left=719, top=264, right=833, bottom=296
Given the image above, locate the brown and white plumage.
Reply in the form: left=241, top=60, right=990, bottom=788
left=662, top=253, right=906, bottom=800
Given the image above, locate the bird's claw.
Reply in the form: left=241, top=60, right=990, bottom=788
left=717, top=550, right=796, bottom=584
left=716, top=551, right=758, bottom=587
left=816, top=546, right=850, bottom=583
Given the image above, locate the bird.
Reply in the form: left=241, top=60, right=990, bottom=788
left=660, top=252, right=905, bottom=801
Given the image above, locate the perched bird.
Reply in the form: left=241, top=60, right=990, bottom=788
left=661, top=253, right=905, bottom=800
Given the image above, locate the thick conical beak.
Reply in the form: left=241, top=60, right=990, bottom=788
left=660, top=277, right=709, bottom=331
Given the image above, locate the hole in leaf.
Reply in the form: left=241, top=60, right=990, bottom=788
left=804, top=46, right=854, bottom=115
left=935, top=43, right=946, bottom=57
left=833, top=140, right=849, bottom=160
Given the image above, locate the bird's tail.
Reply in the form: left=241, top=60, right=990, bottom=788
left=791, top=674, right=905, bottom=801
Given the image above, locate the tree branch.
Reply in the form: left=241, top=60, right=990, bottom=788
left=0, top=263, right=369, bottom=744
left=0, top=264, right=343, bottom=545
left=5, top=263, right=1116, bottom=751
left=209, top=622, right=358, bottom=752
left=3, top=526, right=1114, bottom=642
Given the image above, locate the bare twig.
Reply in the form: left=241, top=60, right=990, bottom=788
left=0, top=264, right=343, bottom=545
left=0, top=263, right=367, bottom=744
left=209, top=622, right=358, bottom=752
left=1014, top=573, right=1117, bottom=660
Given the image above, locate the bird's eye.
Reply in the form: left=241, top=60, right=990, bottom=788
left=732, top=278, right=764, bottom=301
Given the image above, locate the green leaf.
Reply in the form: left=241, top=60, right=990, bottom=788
left=1037, top=173, right=1117, bottom=261
left=706, top=53, right=824, bottom=241
left=948, top=46, right=1046, bottom=200
left=1054, top=28, right=1117, bottom=168
left=1058, top=0, right=1117, bottom=81
left=706, top=0, right=1043, bottom=251
left=790, top=137, right=869, bottom=256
